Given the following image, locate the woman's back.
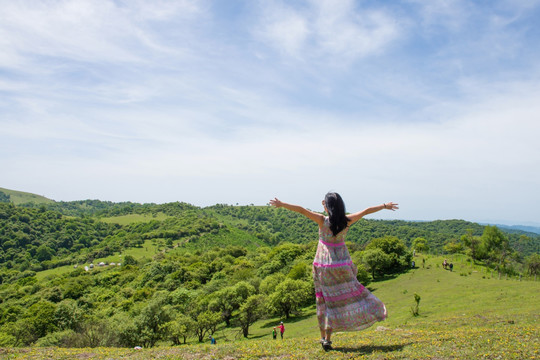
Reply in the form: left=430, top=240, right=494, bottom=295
left=319, top=217, right=348, bottom=245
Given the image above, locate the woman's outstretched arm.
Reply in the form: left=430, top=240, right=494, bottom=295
left=347, top=202, right=399, bottom=226
left=269, top=198, right=325, bottom=226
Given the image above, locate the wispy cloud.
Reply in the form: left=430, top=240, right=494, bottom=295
left=253, top=0, right=401, bottom=64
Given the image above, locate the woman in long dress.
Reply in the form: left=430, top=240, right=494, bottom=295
left=270, top=192, right=398, bottom=351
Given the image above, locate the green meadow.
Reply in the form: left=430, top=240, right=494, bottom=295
left=4, top=255, right=538, bottom=359
left=100, top=213, right=172, bottom=225
left=36, top=239, right=161, bottom=280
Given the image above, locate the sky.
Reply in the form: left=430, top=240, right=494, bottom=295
left=1, top=0, right=540, bottom=226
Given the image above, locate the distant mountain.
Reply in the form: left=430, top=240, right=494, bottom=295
left=0, top=187, right=54, bottom=205
left=488, top=224, right=540, bottom=235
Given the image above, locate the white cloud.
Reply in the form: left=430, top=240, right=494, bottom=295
left=253, top=0, right=401, bottom=63
left=255, top=2, right=309, bottom=58
left=0, top=0, right=202, bottom=69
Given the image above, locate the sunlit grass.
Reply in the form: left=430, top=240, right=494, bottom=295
left=2, top=316, right=538, bottom=359
left=99, top=212, right=171, bottom=225
left=36, top=239, right=161, bottom=280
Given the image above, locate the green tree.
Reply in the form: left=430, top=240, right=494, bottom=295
left=27, top=300, right=57, bottom=339
left=461, top=229, right=481, bottom=261
left=208, top=281, right=255, bottom=327
left=444, top=239, right=464, bottom=254
left=54, top=299, right=83, bottom=331
left=365, top=236, right=411, bottom=274
left=193, top=311, right=221, bottom=342
left=134, top=293, right=173, bottom=347
left=481, top=226, right=511, bottom=278
left=526, top=253, right=540, bottom=280
left=412, top=237, right=429, bottom=253
left=361, top=248, right=390, bottom=279
left=354, top=262, right=371, bottom=286
left=123, top=254, right=138, bottom=266
left=237, top=294, right=265, bottom=338
left=266, top=278, right=311, bottom=319
left=36, top=244, right=55, bottom=262
left=287, top=262, right=310, bottom=280
left=3, top=319, right=35, bottom=346
left=260, top=273, right=286, bottom=295
left=167, top=314, right=195, bottom=345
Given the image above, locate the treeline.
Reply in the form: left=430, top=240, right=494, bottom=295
left=15, top=199, right=540, bottom=256
left=18, top=200, right=197, bottom=218
left=206, top=205, right=540, bottom=256
left=2, top=201, right=539, bottom=276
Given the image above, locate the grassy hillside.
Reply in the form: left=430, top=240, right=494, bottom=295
left=0, top=187, right=54, bottom=205
left=2, top=255, right=538, bottom=359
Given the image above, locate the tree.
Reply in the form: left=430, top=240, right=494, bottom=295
left=3, top=319, right=35, bottom=346
left=27, top=300, right=57, bottom=339
left=412, top=237, right=429, bottom=253
left=444, top=239, right=464, bottom=254
left=167, top=314, right=195, bottom=345
left=526, top=253, right=540, bottom=281
left=260, top=273, right=286, bottom=295
left=354, top=262, right=371, bottom=286
left=54, top=299, right=83, bottom=331
left=361, top=248, right=390, bottom=279
left=266, top=278, right=311, bottom=319
left=134, top=293, right=173, bottom=347
left=481, top=226, right=511, bottom=278
left=287, top=262, right=310, bottom=280
left=123, top=254, right=138, bottom=266
left=365, top=236, right=411, bottom=274
left=36, top=244, right=55, bottom=262
left=208, top=281, right=255, bottom=326
left=193, top=311, right=221, bottom=342
left=237, top=294, right=265, bottom=338
left=461, top=229, right=481, bottom=261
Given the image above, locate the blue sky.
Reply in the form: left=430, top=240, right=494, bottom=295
left=1, top=0, right=540, bottom=225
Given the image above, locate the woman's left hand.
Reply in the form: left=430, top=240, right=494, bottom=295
left=269, top=198, right=283, bottom=208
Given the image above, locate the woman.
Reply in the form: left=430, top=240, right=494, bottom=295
left=270, top=192, right=398, bottom=351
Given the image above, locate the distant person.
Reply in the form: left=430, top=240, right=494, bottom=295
left=443, top=259, right=448, bottom=269
left=449, top=263, right=453, bottom=272
left=270, top=193, right=397, bottom=351
left=278, top=322, right=285, bottom=339
left=272, top=327, right=277, bottom=340
left=209, top=335, right=216, bottom=345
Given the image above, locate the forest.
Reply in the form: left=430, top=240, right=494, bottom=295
left=0, top=193, right=539, bottom=347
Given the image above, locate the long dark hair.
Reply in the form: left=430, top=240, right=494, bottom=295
left=325, top=192, right=349, bottom=236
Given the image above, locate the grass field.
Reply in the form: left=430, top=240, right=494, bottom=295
left=35, top=239, right=162, bottom=280
left=100, top=213, right=171, bottom=225
left=5, top=255, right=539, bottom=359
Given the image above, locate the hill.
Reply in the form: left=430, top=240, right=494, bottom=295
left=0, top=187, right=54, bottom=205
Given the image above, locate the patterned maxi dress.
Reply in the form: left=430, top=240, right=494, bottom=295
left=313, top=217, right=387, bottom=331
